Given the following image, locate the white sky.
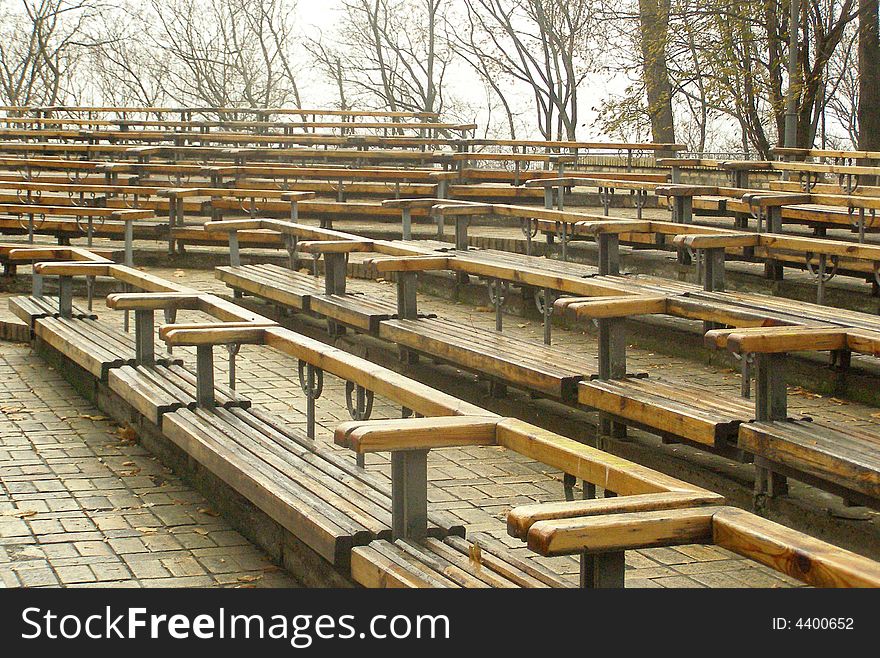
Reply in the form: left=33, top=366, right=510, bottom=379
left=290, top=0, right=625, bottom=141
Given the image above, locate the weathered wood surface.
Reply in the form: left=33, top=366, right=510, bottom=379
left=738, top=420, right=880, bottom=501
left=507, top=491, right=725, bottom=540
left=713, top=507, right=880, bottom=588
left=578, top=377, right=756, bottom=447
left=351, top=533, right=567, bottom=589
left=379, top=317, right=594, bottom=400
left=335, top=416, right=499, bottom=453
left=527, top=507, right=719, bottom=556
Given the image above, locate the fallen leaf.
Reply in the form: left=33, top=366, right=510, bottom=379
left=193, top=528, right=210, bottom=536
left=474, top=306, right=494, bottom=313
left=135, top=527, right=158, bottom=534
left=198, top=507, right=220, bottom=517
left=172, top=270, right=186, bottom=277
left=122, top=461, right=136, bottom=467
left=469, top=541, right=482, bottom=569
left=3, top=509, right=38, bottom=518
left=236, top=574, right=262, bottom=583
left=117, top=426, right=137, bottom=442
left=790, top=387, right=822, bottom=399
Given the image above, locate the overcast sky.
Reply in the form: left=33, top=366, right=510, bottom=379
left=288, top=0, right=624, bottom=141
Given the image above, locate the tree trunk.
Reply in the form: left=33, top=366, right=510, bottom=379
left=859, top=0, right=880, bottom=149
left=638, top=0, right=676, bottom=143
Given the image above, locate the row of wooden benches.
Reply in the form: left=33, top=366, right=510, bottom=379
left=192, top=215, right=880, bottom=512
left=12, top=253, right=880, bottom=587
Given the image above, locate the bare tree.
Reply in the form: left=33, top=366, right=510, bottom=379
left=139, top=0, right=302, bottom=110
left=0, top=0, right=103, bottom=107
left=455, top=0, right=596, bottom=140
left=307, top=0, right=451, bottom=116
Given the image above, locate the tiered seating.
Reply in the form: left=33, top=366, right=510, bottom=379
left=13, top=248, right=880, bottom=588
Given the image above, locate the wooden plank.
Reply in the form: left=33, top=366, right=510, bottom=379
left=506, top=491, right=725, bottom=540
left=559, top=295, right=668, bottom=320
left=577, top=378, right=750, bottom=447
left=334, top=416, right=499, bottom=453
left=527, top=507, right=719, bottom=556
left=712, top=507, right=880, bottom=588
left=350, top=545, right=433, bottom=588
left=160, top=409, right=365, bottom=565
left=163, top=326, right=268, bottom=347
left=723, top=327, right=848, bottom=354
left=495, top=418, right=707, bottom=497
left=378, top=318, right=586, bottom=399
left=738, top=421, right=880, bottom=500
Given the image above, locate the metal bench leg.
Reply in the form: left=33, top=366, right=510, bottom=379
left=542, top=287, right=555, bottom=345
left=563, top=473, right=576, bottom=501
left=227, top=343, right=241, bottom=390
left=196, top=344, right=215, bottom=408
left=598, top=234, right=620, bottom=276
left=298, top=361, right=323, bottom=440
left=598, top=317, right=627, bottom=439
left=325, top=252, right=347, bottom=337
left=134, top=309, right=155, bottom=366
left=754, top=456, right=789, bottom=498
left=702, top=247, right=726, bottom=333
left=167, top=202, right=176, bottom=255
left=674, top=196, right=693, bottom=266
left=753, top=353, right=787, bottom=422
left=346, top=382, right=374, bottom=469
left=124, top=219, right=134, bottom=267
left=396, top=271, right=420, bottom=365
left=454, top=215, right=469, bottom=251
left=752, top=353, right=789, bottom=499
left=229, top=230, right=241, bottom=267
left=58, top=276, right=73, bottom=319
left=581, top=551, right=626, bottom=589
left=32, top=273, right=43, bottom=298
left=401, top=208, right=412, bottom=241
left=391, top=449, right=429, bottom=540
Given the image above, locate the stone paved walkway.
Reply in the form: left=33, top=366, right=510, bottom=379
left=23, top=267, right=821, bottom=587
left=0, top=342, right=298, bottom=588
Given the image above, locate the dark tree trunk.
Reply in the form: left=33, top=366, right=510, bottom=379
left=638, top=0, right=676, bottom=143
left=859, top=0, right=880, bottom=149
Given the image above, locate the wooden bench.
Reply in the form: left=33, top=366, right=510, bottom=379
left=369, top=255, right=633, bottom=401
left=24, top=250, right=880, bottom=588
left=706, top=326, right=880, bottom=508
left=525, top=175, right=667, bottom=219
left=509, top=499, right=880, bottom=588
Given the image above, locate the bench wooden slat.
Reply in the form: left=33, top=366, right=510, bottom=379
left=738, top=420, right=880, bottom=501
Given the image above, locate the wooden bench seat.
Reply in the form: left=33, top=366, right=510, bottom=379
left=309, top=293, right=402, bottom=334
left=379, top=316, right=596, bottom=400
left=458, top=248, right=600, bottom=279
left=578, top=377, right=757, bottom=448
left=351, top=533, right=567, bottom=588
left=738, top=420, right=880, bottom=508
left=108, top=363, right=251, bottom=426
left=32, top=314, right=179, bottom=380
left=217, top=263, right=433, bottom=334
left=216, top=264, right=322, bottom=311
left=159, top=405, right=464, bottom=567
left=9, top=294, right=96, bottom=327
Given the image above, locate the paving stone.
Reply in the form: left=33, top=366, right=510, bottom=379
left=0, top=343, right=297, bottom=589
